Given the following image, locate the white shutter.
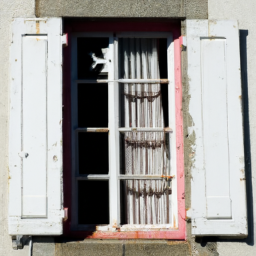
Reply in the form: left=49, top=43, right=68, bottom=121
left=187, top=20, right=247, bottom=236
left=9, top=18, right=63, bottom=235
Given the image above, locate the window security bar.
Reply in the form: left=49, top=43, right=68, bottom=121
left=77, top=175, right=109, bottom=180
left=75, top=127, right=173, bottom=133
left=76, top=175, right=175, bottom=180
left=118, top=175, right=175, bottom=180
left=118, top=127, right=173, bottom=133
left=76, top=128, right=109, bottom=132
left=76, top=79, right=169, bottom=84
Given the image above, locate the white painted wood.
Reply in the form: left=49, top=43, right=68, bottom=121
left=9, top=18, right=63, bottom=235
left=22, top=35, right=48, bottom=218
left=108, top=35, right=119, bottom=228
left=167, top=35, right=176, bottom=227
left=187, top=20, right=247, bottom=236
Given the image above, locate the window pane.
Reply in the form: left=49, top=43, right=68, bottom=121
left=120, top=132, right=170, bottom=176
left=78, top=132, right=108, bottom=174
left=78, top=181, right=109, bottom=224
left=77, top=37, right=109, bottom=79
left=78, top=83, right=108, bottom=127
left=120, top=179, right=172, bottom=225
left=118, top=38, right=168, bottom=128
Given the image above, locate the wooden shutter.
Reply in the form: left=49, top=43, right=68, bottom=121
left=9, top=18, right=63, bottom=235
left=186, top=20, right=247, bottom=236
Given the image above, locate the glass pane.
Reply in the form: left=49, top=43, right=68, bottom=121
left=78, top=132, right=108, bottom=174
left=118, top=38, right=168, bottom=128
left=120, top=132, right=170, bottom=176
left=77, top=37, right=109, bottom=79
left=120, top=179, right=172, bottom=225
left=78, top=181, right=109, bottom=224
left=78, top=83, right=108, bottom=127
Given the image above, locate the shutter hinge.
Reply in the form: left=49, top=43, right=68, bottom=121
left=181, top=36, right=187, bottom=51
left=186, top=208, right=192, bottom=221
left=12, top=235, right=23, bottom=250
left=61, top=34, right=68, bottom=47
left=61, top=208, right=68, bottom=221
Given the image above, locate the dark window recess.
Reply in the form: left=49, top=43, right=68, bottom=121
left=78, top=83, right=108, bottom=128
left=119, top=133, right=125, bottom=175
left=77, top=37, right=109, bottom=79
left=120, top=180, right=127, bottom=224
left=158, top=38, right=169, bottom=127
left=78, top=180, right=109, bottom=225
left=78, top=132, right=109, bottom=174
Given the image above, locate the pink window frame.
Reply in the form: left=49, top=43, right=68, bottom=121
left=62, top=20, right=185, bottom=240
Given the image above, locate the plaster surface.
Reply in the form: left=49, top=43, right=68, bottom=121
left=0, top=1, right=36, bottom=255
left=208, top=0, right=256, bottom=255
left=35, top=0, right=208, bottom=19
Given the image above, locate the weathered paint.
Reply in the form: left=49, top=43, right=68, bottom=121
left=187, top=20, right=247, bottom=236
left=9, top=18, right=63, bottom=235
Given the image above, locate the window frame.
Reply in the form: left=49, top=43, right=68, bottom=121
left=63, top=20, right=185, bottom=239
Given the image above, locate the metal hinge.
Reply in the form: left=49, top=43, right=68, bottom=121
left=181, top=36, right=187, bottom=51
left=12, top=235, right=23, bottom=250
left=61, top=34, right=68, bottom=47
left=61, top=208, right=68, bottom=221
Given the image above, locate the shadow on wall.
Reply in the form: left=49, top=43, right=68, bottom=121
left=239, top=29, right=254, bottom=246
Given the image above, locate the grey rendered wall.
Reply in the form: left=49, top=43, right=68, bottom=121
left=208, top=0, right=256, bottom=255
left=35, top=0, right=208, bottom=19
left=0, top=1, right=35, bottom=256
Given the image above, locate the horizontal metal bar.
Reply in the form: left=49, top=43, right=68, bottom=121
left=119, top=79, right=169, bottom=84
left=118, top=127, right=172, bottom=133
left=76, top=175, right=110, bottom=180
left=76, top=128, right=109, bottom=132
left=76, top=79, right=169, bottom=84
left=118, top=175, right=175, bottom=180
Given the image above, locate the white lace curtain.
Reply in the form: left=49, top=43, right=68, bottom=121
left=121, top=38, right=172, bottom=225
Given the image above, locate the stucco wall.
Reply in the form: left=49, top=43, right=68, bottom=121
left=208, top=0, right=256, bottom=255
left=0, top=1, right=35, bottom=255
left=35, top=0, right=208, bottom=19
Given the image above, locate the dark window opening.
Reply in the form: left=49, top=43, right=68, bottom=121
left=78, top=180, right=109, bottom=224
left=77, top=37, right=109, bottom=79
left=78, top=132, right=109, bottom=175
left=78, top=83, right=108, bottom=128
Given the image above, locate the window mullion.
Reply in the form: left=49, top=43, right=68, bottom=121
left=108, top=36, right=120, bottom=229
left=168, top=35, right=177, bottom=227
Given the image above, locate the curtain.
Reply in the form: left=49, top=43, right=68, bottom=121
left=121, top=38, right=172, bottom=225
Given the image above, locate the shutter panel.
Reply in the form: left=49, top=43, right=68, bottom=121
left=9, top=18, right=63, bottom=235
left=187, top=20, right=247, bottom=236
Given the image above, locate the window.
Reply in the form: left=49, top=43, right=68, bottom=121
left=70, top=31, right=183, bottom=235
left=9, top=18, right=247, bottom=239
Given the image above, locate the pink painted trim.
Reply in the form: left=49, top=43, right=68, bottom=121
left=63, top=22, right=185, bottom=239
left=174, top=36, right=186, bottom=239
